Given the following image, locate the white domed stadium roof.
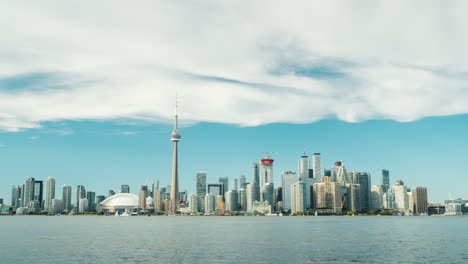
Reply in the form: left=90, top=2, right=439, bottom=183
left=100, top=193, right=138, bottom=207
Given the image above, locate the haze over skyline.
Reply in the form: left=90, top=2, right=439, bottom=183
left=1, top=1, right=468, bottom=204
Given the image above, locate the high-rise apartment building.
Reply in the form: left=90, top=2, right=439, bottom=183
left=11, top=185, right=21, bottom=208
left=219, top=177, right=229, bottom=199
left=262, top=183, right=275, bottom=210
left=44, top=177, right=55, bottom=211
left=154, top=190, right=162, bottom=212
left=393, top=180, right=409, bottom=211
left=412, top=187, right=428, bottom=215
left=298, top=154, right=310, bottom=181
left=225, top=190, right=239, bottom=212
left=246, top=182, right=260, bottom=212
left=33, top=180, right=43, bottom=207
left=313, top=182, right=342, bottom=214
left=238, top=188, right=247, bottom=211
left=331, top=161, right=347, bottom=184
left=370, top=185, right=384, bottom=210
left=24, top=177, right=35, bottom=207
left=139, top=185, right=148, bottom=210
left=356, top=172, right=371, bottom=211
left=204, top=193, right=215, bottom=213
left=281, top=171, right=298, bottom=210
left=78, top=198, right=88, bottom=213
left=313, top=153, right=322, bottom=178
left=62, top=185, right=72, bottom=212
left=196, top=172, right=207, bottom=211
left=232, top=178, right=238, bottom=191
left=189, top=194, right=199, bottom=213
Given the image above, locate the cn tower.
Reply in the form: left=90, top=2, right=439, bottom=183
left=169, top=100, right=181, bottom=215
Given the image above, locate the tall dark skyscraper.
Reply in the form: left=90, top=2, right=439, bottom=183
left=11, top=185, right=21, bottom=208
left=86, top=191, right=96, bottom=212
left=219, top=176, right=229, bottom=198
left=356, top=172, right=371, bottom=212
left=76, top=185, right=86, bottom=211
left=382, top=169, right=390, bottom=192
left=252, top=163, right=259, bottom=183
left=24, top=177, right=35, bottom=207
left=169, top=101, right=181, bottom=215
left=33, top=180, right=43, bottom=207
left=62, top=185, right=72, bottom=212
left=196, top=172, right=207, bottom=197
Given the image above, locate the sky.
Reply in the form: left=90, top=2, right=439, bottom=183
left=1, top=1, right=468, bottom=204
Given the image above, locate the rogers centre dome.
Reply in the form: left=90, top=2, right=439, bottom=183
left=99, top=193, right=139, bottom=213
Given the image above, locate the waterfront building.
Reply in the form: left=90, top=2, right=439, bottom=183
left=393, top=180, right=409, bottom=211
left=238, top=188, right=247, bottom=211
left=204, top=193, right=215, bottom=213
left=169, top=102, right=181, bottom=215
left=240, top=175, right=247, bottom=189
left=219, top=176, right=229, bottom=199
left=225, top=190, right=239, bottom=212
left=445, top=203, right=462, bottom=215
left=252, top=163, right=260, bottom=183
left=313, top=182, right=342, bottom=214
left=86, top=191, right=96, bottom=212
left=383, top=187, right=395, bottom=209
left=412, top=187, right=428, bottom=215
left=215, top=195, right=225, bottom=211
left=260, top=155, right=274, bottom=185
left=189, top=194, right=198, bottom=213
left=154, top=190, right=162, bottom=212
left=99, top=193, right=139, bottom=213
left=356, top=172, right=371, bottom=211
left=291, top=182, right=306, bottom=214
left=62, top=185, right=72, bottom=213
left=163, top=199, right=170, bottom=214
left=51, top=198, right=62, bottom=214
left=121, top=185, right=130, bottom=193
left=382, top=170, right=390, bottom=192
left=312, top=153, right=322, bottom=178
left=78, top=198, right=88, bottom=213
left=370, top=185, right=384, bottom=210
left=346, top=184, right=361, bottom=212
left=251, top=201, right=271, bottom=214
left=44, top=177, right=55, bottom=211
left=11, top=185, right=21, bottom=208
left=76, top=185, right=86, bottom=211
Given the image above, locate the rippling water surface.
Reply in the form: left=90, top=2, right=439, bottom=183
left=1, top=216, right=468, bottom=263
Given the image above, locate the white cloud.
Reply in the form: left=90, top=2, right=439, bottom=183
left=0, top=1, right=468, bottom=131
left=47, top=129, right=74, bottom=136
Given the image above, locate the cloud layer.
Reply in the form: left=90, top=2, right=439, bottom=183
left=1, top=1, right=468, bottom=131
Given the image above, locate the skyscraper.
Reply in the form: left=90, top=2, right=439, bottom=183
left=260, top=155, right=274, bottom=185
left=356, top=172, right=371, bottom=212
left=412, top=187, right=428, bottom=215
left=346, top=183, right=361, bottom=212
left=298, top=154, right=310, bottom=181
left=121, top=185, right=130, bottom=193
left=204, top=193, right=215, bottom=213
left=262, top=183, right=275, bottom=210
left=154, top=190, right=162, bottom=212
left=108, top=190, right=115, bottom=197
left=382, top=169, right=390, bottom=192
left=239, top=175, right=247, bottom=189
left=33, top=180, right=43, bottom=207
left=252, top=163, right=259, bottom=183
left=331, top=161, right=347, bottom=184
left=196, top=172, right=207, bottom=198
left=233, top=178, right=238, bottom=191
left=152, top=180, right=159, bottom=197
left=207, top=183, right=224, bottom=197
left=86, top=191, right=96, bottom=212
left=76, top=185, right=86, bottom=211
left=370, top=185, right=384, bottom=210
left=225, top=190, right=239, bottom=212
left=313, top=182, right=342, bottom=214
left=139, top=185, right=148, bottom=210
left=44, top=177, right=55, bottom=211
left=78, top=198, right=88, bottom=213
left=291, top=182, right=307, bottom=214
left=238, top=188, right=247, bottom=211
left=313, top=153, right=322, bottom=179
left=282, top=171, right=298, bottom=210
left=246, top=182, right=260, bottom=212
left=393, top=180, right=409, bottom=211
left=189, top=194, right=199, bottom=213
left=24, top=177, right=35, bottom=207
left=11, top=185, right=21, bottom=208
left=169, top=102, right=181, bottom=215
left=219, top=176, right=229, bottom=199
left=62, top=185, right=72, bottom=213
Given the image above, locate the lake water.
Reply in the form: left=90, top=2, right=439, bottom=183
left=1, top=216, right=467, bottom=263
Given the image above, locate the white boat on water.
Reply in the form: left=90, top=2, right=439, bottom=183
left=121, top=212, right=130, bottom=217
left=265, top=213, right=278, bottom=216
left=114, top=211, right=119, bottom=217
